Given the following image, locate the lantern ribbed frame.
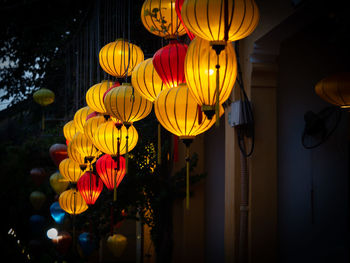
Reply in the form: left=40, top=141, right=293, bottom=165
left=77, top=172, right=103, bottom=205
left=67, top=140, right=89, bottom=166
left=315, top=72, right=350, bottom=108
left=181, top=0, right=259, bottom=42
left=99, top=39, right=144, bottom=78
left=63, top=120, right=78, bottom=143
left=152, top=40, right=188, bottom=89
left=59, top=189, right=88, bottom=215
left=59, top=158, right=83, bottom=183
left=154, top=83, right=223, bottom=138
left=141, top=0, right=186, bottom=39
left=93, top=121, right=138, bottom=156
left=86, top=81, right=117, bottom=114
left=71, top=132, right=100, bottom=160
left=104, top=83, right=152, bottom=124
left=131, top=58, right=165, bottom=102
left=184, top=37, right=237, bottom=108
left=96, top=154, right=126, bottom=191
left=33, top=88, right=55, bottom=106
left=74, top=106, right=94, bottom=134
left=83, top=116, right=106, bottom=144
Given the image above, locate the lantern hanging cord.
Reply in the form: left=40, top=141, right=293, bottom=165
left=234, top=42, right=255, bottom=157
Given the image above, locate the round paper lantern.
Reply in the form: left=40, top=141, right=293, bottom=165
left=93, top=121, right=138, bottom=157
left=141, top=0, right=186, bottom=39
left=77, top=172, right=103, bottom=205
left=67, top=141, right=88, bottom=169
left=86, top=80, right=118, bottom=114
left=63, top=120, right=78, bottom=144
left=71, top=132, right=100, bottom=162
left=33, top=88, right=55, bottom=106
left=29, top=191, right=46, bottom=210
left=131, top=58, right=165, bottom=102
left=99, top=39, right=144, bottom=78
left=175, top=0, right=195, bottom=40
left=59, top=158, right=83, bottom=183
left=181, top=0, right=259, bottom=43
left=104, top=83, right=152, bottom=125
left=58, top=189, right=88, bottom=215
left=83, top=115, right=106, bottom=144
left=154, top=83, right=223, bottom=138
left=315, top=72, right=350, bottom=108
left=184, top=37, right=237, bottom=118
left=78, top=232, right=96, bottom=257
left=153, top=40, right=188, bottom=89
left=29, top=215, right=46, bottom=235
left=50, top=201, right=66, bottom=224
left=49, top=143, right=68, bottom=167
left=74, top=106, right=94, bottom=134
left=30, top=167, right=47, bottom=186
left=106, top=234, right=128, bottom=258
left=53, top=231, right=72, bottom=255
left=49, top=172, right=69, bottom=194
left=96, top=154, right=126, bottom=191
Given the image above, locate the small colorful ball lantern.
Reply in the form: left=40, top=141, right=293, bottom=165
left=184, top=37, right=237, bottom=119
left=59, top=158, right=83, bottom=183
left=175, top=0, right=195, bottom=40
left=29, top=191, right=46, bottom=210
left=50, top=202, right=66, bottom=224
left=104, top=83, right=153, bottom=125
left=49, top=172, right=69, bottom=194
left=83, top=115, right=106, bottom=144
left=33, top=88, right=55, bottom=106
left=96, top=154, right=126, bottom=201
left=63, top=120, right=78, bottom=144
left=70, top=132, right=100, bottom=163
left=49, top=143, right=68, bottom=167
left=30, top=167, right=47, bottom=186
left=141, top=0, right=186, bottom=39
left=315, top=72, right=350, bottom=108
left=58, top=189, right=88, bottom=215
left=153, top=40, right=188, bottom=89
left=86, top=80, right=118, bottom=114
left=181, top=0, right=259, bottom=43
left=106, top=234, right=128, bottom=258
left=131, top=58, right=165, bottom=102
left=99, top=39, right=144, bottom=78
left=77, top=172, right=103, bottom=205
left=154, top=83, right=223, bottom=209
left=78, top=232, right=97, bottom=257
left=74, top=106, right=94, bottom=134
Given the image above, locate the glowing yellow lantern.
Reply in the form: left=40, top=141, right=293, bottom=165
left=141, top=0, right=186, bottom=39
left=315, top=72, right=350, bottom=108
left=59, top=158, right=83, bottom=183
left=131, top=58, right=165, bottom=102
left=83, top=115, right=106, bottom=144
left=86, top=80, right=117, bottom=114
left=33, top=88, right=55, bottom=106
left=70, top=132, right=100, bottom=162
left=49, top=172, right=69, bottom=194
left=93, top=121, right=138, bottom=158
left=99, top=39, right=144, bottom=78
left=74, top=106, right=94, bottom=134
left=67, top=140, right=91, bottom=170
left=181, top=0, right=259, bottom=43
left=59, top=189, right=88, bottom=215
left=184, top=37, right=237, bottom=118
left=63, top=120, right=78, bottom=143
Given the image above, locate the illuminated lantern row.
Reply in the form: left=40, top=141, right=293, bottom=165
left=59, top=158, right=83, bottom=183
left=77, top=172, right=103, bottom=205
left=99, top=39, right=144, bottom=78
left=74, top=106, right=94, bottom=134
left=131, top=58, right=165, bottom=102
left=96, top=154, right=126, bottom=191
left=59, top=189, right=88, bottom=215
left=181, top=0, right=259, bottom=43
left=141, top=0, right=186, bottom=39
left=104, top=83, right=153, bottom=125
left=86, top=80, right=118, bottom=114
left=153, top=40, right=188, bottom=89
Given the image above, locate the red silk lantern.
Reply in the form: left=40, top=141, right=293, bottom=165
left=49, top=144, right=68, bottom=167
left=30, top=168, right=47, bottom=186
left=77, top=172, right=103, bottom=205
left=175, top=0, right=195, bottom=40
left=96, top=154, right=126, bottom=191
left=152, top=40, right=188, bottom=89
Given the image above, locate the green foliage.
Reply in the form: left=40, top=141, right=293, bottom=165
left=144, top=7, right=172, bottom=35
